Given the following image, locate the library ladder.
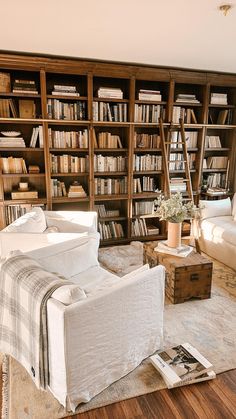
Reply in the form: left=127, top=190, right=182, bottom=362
left=159, top=118, right=194, bottom=201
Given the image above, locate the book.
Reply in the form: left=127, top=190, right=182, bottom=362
left=155, top=241, right=193, bottom=257
left=11, top=190, right=38, bottom=199
left=0, top=72, right=11, bottom=93
left=150, top=343, right=214, bottom=388
left=19, top=99, right=36, bottom=118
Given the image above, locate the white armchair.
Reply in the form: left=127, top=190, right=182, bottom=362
left=0, top=209, right=165, bottom=411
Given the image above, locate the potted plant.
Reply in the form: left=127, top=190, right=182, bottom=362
left=154, top=192, right=197, bottom=248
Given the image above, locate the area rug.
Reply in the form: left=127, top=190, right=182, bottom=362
left=1, top=252, right=236, bottom=419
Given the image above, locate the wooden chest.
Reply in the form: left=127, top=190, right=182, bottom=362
left=158, top=252, right=213, bottom=304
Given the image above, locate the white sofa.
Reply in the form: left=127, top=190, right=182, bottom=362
left=198, top=193, right=236, bottom=271
left=0, top=209, right=165, bottom=411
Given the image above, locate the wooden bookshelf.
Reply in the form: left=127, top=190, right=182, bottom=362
left=0, top=51, right=235, bottom=240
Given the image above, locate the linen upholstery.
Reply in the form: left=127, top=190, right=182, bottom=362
left=0, top=251, right=71, bottom=389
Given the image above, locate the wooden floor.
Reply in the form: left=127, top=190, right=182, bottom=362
left=66, top=369, right=236, bottom=419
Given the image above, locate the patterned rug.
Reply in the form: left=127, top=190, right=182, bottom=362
left=1, top=250, right=236, bottom=419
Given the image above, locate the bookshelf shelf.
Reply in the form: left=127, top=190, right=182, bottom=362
left=50, top=173, right=89, bottom=177
left=47, top=95, right=87, bottom=101
left=1, top=173, right=45, bottom=178
left=49, top=148, right=89, bottom=152
left=94, top=148, right=128, bottom=153
left=0, top=51, right=235, bottom=235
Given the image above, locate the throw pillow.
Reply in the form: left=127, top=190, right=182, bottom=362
left=43, top=226, right=59, bottom=233
left=51, top=284, right=86, bottom=305
left=26, top=233, right=100, bottom=278
left=199, top=198, right=232, bottom=220
left=2, top=207, right=47, bottom=233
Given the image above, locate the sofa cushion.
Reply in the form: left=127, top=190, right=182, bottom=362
left=2, top=207, right=46, bottom=233
left=51, top=284, right=86, bottom=305
left=26, top=233, right=99, bottom=278
left=45, top=211, right=97, bottom=233
left=199, top=198, right=232, bottom=220
left=201, top=216, right=236, bottom=247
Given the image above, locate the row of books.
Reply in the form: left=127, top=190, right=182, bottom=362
left=94, top=155, right=126, bottom=172
left=50, top=154, right=89, bottom=173
left=138, top=89, right=162, bottom=102
left=51, top=179, right=87, bottom=198
left=51, top=84, right=80, bottom=97
left=48, top=129, right=88, bottom=149
left=150, top=343, right=215, bottom=388
left=131, top=218, right=159, bottom=237
left=169, top=153, right=196, bottom=170
left=1, top=157, right=27, bottom=174
left=204, top=173, right=227, bottom=188
left=133, top=154, right=162, bottom=171
left=203, top=156, right=228, bottom=169
left=92, top=101, right=128, bottom=122
left=133, top=176, right=156, bottom=193
left=132, top=200, right=154, bottom=216
left=172, top=107, right=197, bottom=124
left=5, top=203, right=45, bottom=225
left=134, top=104, right=165, bottom=123
left=208, top=109, right=233, bottom=125
left=47, top=99, right=86, bottom=120
left=171, top=131, right=198, bottom=148
left=98, top=221, right=125, bottom=240
left=29, top=126, right=44, bottom=147
left=95, top=204, right=120, bottom=218
left=93, top=131, right=123, bottom=148
left=0, top=98, right=18, bottom=118
left=94, top=177, right=128, bottom=195
left=134, top=133, right=161, bottom=149
left=205, top=135, right=222, bottom=148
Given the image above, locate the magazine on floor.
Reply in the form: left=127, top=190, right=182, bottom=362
left=150, top=342, right=215, bottom=388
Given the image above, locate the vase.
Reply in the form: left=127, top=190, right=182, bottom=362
left=167, top=221, right=182, bottom=248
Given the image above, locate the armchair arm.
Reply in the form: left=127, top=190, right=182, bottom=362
left=47, top=265, right=165, bottom=410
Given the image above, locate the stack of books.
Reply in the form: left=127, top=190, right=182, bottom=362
left=206, top=187, right=228, bottom=196
left=150, top=343, right=215, bottom=388
left=155, top=241, right=192, bottom=257
left=138, top=89, right=162, bottom=101
left=205, top=136, right=222, bottom=148
left=176, top=94, right=200, bottom=104
left=68, top=182, right=87, bottom=198
left=97, top=87, right=123, bottom=99
left=0, top=132, right=25, bottom=148
left=52, top=84, right=80, bottom=97
left=210, top=93, right=227, bottom=105
left=170, top=178, right=187, bottom=193
left=13, top=79, right=38, bottom=94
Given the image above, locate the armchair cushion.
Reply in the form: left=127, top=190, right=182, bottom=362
left=199, top=197, right=231, bottom=220
left=2, top=207, right=46, bottom=233
left=26, top=233, right=100, bottom=278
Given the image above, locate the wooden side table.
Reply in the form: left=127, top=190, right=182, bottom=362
left=143, top=242, right=213, bottom=304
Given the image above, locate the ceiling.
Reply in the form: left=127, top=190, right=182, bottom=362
left=1, top=0, right=236, bottom=73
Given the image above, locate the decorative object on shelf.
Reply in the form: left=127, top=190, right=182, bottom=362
left=154, top=192, right=196, bottom=248
left=1, top=131, right=21, bottom=137
left=18, top=182, right=29, bottom=191
left=11, top=182, right=38, bottom=199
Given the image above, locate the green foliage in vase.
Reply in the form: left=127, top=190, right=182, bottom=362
left=154, top=192, right=197, bottom=223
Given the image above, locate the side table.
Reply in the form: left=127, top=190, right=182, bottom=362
left=143, top=241, right=213, bottom=304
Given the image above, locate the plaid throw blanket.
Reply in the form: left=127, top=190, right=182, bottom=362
left=0, top=251, right=70, bottom=389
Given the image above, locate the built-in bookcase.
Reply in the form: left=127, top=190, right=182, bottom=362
left=0, top=53, right=236, bottom=244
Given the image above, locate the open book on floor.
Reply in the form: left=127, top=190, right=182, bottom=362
left=150, top=342, right=215, bottom=388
